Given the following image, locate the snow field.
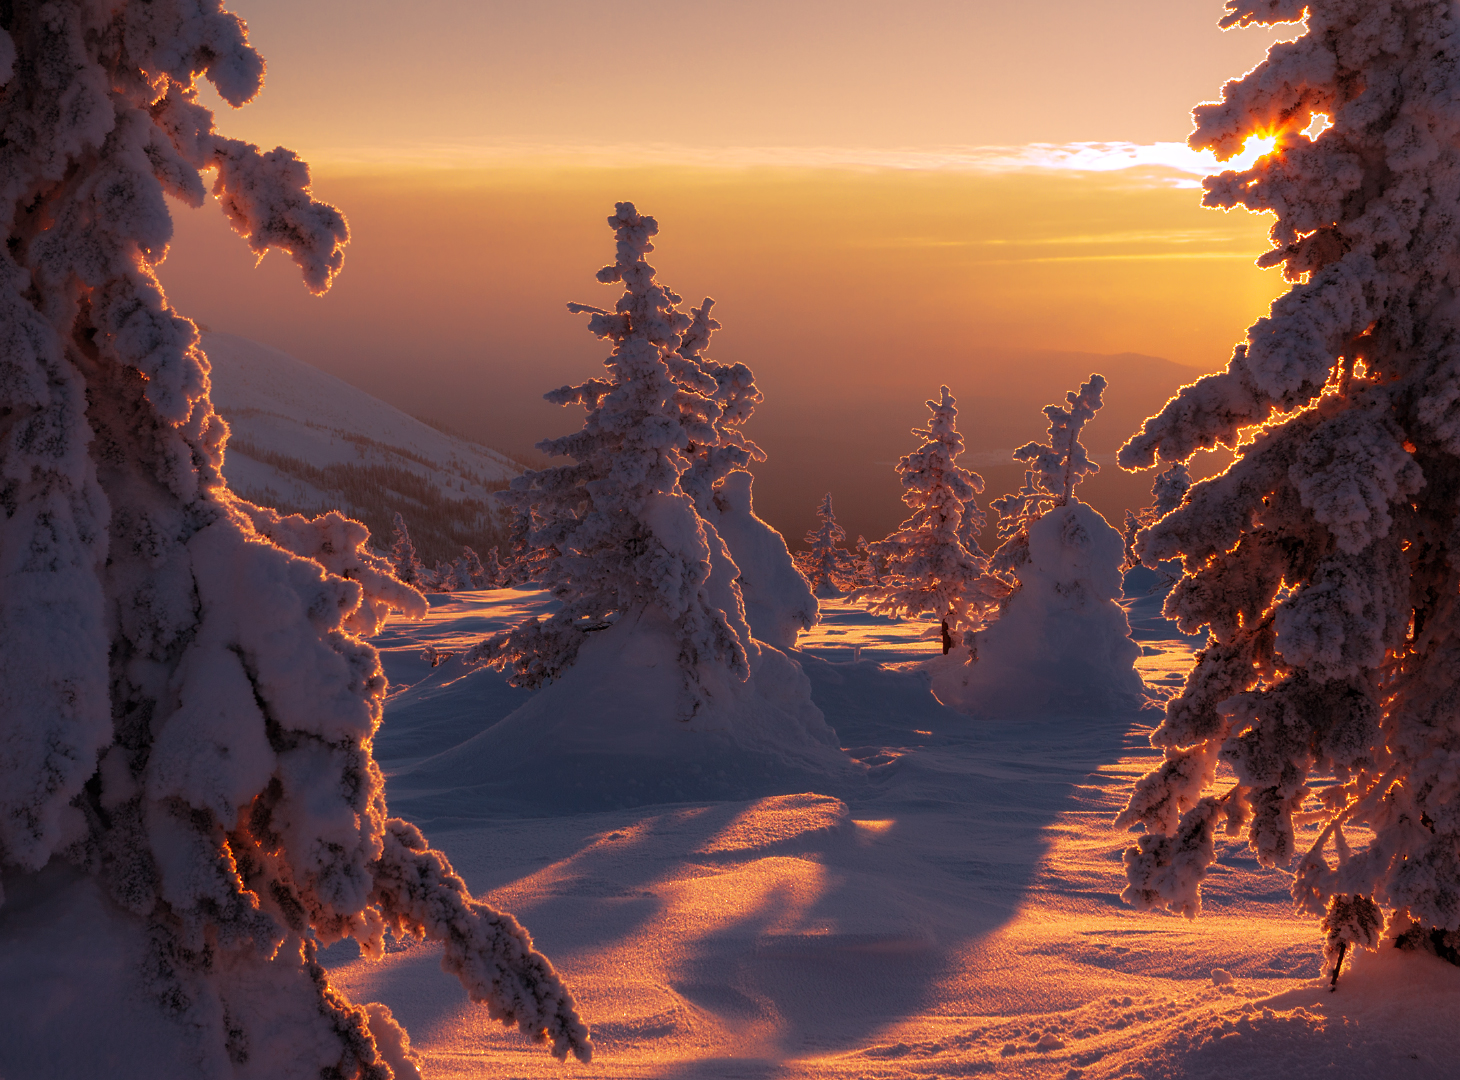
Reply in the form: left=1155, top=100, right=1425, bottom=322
left=322, top=589, right=1460, bottom=1078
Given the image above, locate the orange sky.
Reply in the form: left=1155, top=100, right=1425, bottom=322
left=159, top=2, right=1299, bottom=542
left=207, top=0, right=1292, bottom=162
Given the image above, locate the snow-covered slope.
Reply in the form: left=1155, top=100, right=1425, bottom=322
left=309, top=589, right=1460, bottom=1079
left=203, top=332, right=520, bottom=563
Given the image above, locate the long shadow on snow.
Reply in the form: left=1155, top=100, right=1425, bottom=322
left=628, top=650, right=1160, bottom=1070
left=361, top=638, right=1156, bottom=1069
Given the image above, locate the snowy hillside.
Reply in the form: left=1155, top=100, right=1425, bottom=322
left=313, top=589, right=1460, bottom=1079
left=204, top=332, right=521, bottom=563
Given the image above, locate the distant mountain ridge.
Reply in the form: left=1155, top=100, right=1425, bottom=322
left=204, top=332, right=520, bottom=565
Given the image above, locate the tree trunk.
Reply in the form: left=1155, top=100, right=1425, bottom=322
left=941, top=618, right=953, bottom=655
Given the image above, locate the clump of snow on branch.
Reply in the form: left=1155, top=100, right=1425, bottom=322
left=856, top=387, right=1008, bottom=652
left=0, top=2, right=588, bottom=1072
left=934, top=374, right=1143, bottom=716
left=1116, top=0, right=1460, bottom=979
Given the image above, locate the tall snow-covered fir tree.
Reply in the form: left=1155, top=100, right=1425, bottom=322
left=478, top=203, right=752, bottom=704
left=454, top=205, right=841, bottom=794
left=1117, top=0, right=1460, bottom=978
left=389, top=512, right=424, bottom=588
left=857, top=387, right=1007, bottom=653
left=934, top=375, right=1144, bottom=716
left=0, top=3, right=588, bottom=1074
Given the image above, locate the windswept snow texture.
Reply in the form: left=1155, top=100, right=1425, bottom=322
left=319, top=589, right=1460, bottom=1078
left=206, top=332, right=518, bottom=563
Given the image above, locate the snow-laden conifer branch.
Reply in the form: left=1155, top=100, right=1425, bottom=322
left=0, top=1, right=585, bottom=1069
left=1116, top=0, right=1460, bottom=973
left=371, top=821, right=591, bottom=1062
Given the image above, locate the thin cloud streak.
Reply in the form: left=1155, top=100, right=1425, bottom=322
left=309, top=140, right=1274, bottom=179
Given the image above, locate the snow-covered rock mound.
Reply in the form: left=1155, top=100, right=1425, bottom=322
left=204, top=332, right=519, bottom=563
left=394, top=606, right=853, bottom=817
left=932, top=499, right=1146, bottom=717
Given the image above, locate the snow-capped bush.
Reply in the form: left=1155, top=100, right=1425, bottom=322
left=0, top=3, right=588, bottom=1072
left=857, top=387, right=1008, bottom=653
left=797, top=493, right=859, bottom=598
left=934, top=375, right=1143, bottom=715
left=1116, top=0, right=1460, bottom=979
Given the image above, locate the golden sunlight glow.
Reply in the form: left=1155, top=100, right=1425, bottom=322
left=1225, top=132, right=1280, bottom=172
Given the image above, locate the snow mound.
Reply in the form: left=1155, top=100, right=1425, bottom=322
left=394, top=608, right=854, bottom=817
left=933, top=500, right=1146, bottom=717
left=707, top=471, right=818, bottom=650
left=1106, top=946, right=1460, bottom=1080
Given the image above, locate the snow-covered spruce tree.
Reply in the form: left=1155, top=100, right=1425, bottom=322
left=389, top=512, right=424, bottom=587
left=1116, top=0, right=1460, bottom=978
left=484, top=545, right=505, bottom=588
left=0, top=4, right=588, bottom=1074
left=798, top=493, right=858, bottom=598
left=452, top=204, right=840, bottom=802
left=452, top=546, right=488, bottom=590
left=933, top=375, right=1144, bottom=716
left=857, top=387, right=1007, bottom=654
left=475, top=203, right=750, bottom=706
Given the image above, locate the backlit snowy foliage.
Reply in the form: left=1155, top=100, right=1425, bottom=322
left=478, top=203, right=805, bottom=707
left=1122, top=463, right=1192, bottom=572
left=1118, top=0, right=1460, bottom=974
left=797, top=493, right=858, bottom=598
left=0, top=3, right=587, bottom=1074
left=857, top=387, right=1007, bottom=647
left=935, top=375, right=1143, bottom=716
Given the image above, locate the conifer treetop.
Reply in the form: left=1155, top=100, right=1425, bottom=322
left=1013, top=374, right=1106, bottom=505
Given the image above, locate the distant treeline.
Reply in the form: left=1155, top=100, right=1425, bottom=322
left=228, top=437, right=511, bottom=566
